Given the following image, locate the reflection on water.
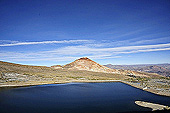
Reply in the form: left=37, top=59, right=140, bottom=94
left=0, top=82, right=170, bottom=113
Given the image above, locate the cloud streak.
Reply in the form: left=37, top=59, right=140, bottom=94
left=1, top=42, right=170, bottom=62
left=0, top=40, right=91, bottom=47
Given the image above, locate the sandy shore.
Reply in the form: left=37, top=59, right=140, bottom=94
left=135, top=101, right=170, bottom=111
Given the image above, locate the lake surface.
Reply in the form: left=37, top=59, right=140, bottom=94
left=0, top=82, right=170, bottom=113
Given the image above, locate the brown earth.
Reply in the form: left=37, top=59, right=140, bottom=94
left=52, top=57, right=162, bottom=78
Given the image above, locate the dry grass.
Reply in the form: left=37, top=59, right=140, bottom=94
left=0, top=61, right=131, bottom=86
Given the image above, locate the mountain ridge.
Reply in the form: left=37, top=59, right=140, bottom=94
left=104, top=64, right=170, bottom=77
left=63, top=57, right=116, bottom=73
left=51, top=57, right=162, bottom=78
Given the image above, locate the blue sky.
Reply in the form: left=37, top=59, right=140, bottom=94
left=0, top=0, right=170, bottom=66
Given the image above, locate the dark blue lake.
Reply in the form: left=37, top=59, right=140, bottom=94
left=0, top=82, right=170, bottom=113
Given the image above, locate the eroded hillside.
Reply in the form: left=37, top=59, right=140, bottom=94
left=52, top=57, right=162, bottom=78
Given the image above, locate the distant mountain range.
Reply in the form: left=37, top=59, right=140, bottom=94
left=104, top=63, right=170, bottom=77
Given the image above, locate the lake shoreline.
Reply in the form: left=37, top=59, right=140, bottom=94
left=1, top=81, right=170, bottom=113
left=121, top=81, right=170, bottom=97
left=0, top=80, right=170, bottom=97
left=0, top=80, right=121, bottom=89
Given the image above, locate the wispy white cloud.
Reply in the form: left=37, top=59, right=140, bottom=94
left=1, top=42, right=170, bottom=62
left=116, top=47, right=170, bottom=54
left=0, top=40, right=91, bottom=47
left=81, top=36, right=170, bottom=48
left=129, top=36, right=170, bottom=45
left=114, top=28, right=151, bottom=38
left=0, top=40, right=19, bottom=44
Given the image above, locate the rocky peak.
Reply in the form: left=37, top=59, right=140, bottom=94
left=77, top=57, right=90, bottom=60
left=63, top=57, right=114, bottom=73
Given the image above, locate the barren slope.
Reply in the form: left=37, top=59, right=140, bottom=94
left=63, top=57, right=116, bottom=73
left=52, top=57, right=162, bottom=78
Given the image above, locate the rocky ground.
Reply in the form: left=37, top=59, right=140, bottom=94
left=123, top=78, right=170, bottom=96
